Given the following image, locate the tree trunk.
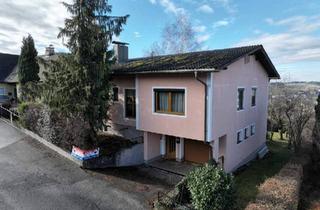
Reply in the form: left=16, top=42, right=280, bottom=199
left=280, top=130, right=284, bottom=140
left=270, top=132, right=274, bottom=141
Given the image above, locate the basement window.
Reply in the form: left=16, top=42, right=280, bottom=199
left=244, top=127, right=249, bottom=140
left=237, top=130, right=243, bottom=144
left=251, top=124, right=256, bottom=136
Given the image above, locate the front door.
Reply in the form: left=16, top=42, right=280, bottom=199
left=165, top=136, right=176, bottom=159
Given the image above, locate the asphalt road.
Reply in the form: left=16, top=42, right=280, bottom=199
left=0, top=120, right=154, bottom=210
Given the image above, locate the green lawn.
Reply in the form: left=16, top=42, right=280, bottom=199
left=234, top=136, right=292, bottom=209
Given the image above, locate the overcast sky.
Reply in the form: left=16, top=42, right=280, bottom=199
left=0, top=0, right=319, bottom=81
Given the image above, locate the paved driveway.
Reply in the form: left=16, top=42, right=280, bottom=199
left=0, top=120, right=164, bottom=210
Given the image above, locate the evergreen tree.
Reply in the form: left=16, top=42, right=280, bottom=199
left=45, top=0, right=128, bottom=144
left=18, top=34, right=40, bottom=84
left=312, top=92, right=320, bottom=146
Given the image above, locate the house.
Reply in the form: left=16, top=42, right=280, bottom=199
left=109, top=42, right=280, bottom=172
left=0, top=53, right=19, bottom=104
left=0, top=45, right=58, bottom=103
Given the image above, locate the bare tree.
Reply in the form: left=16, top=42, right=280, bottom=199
left=284, top=94, right=313, bottom=152
left=145, top=14, right=201, bottom=56
left=268, top=82, right=288, bottom=140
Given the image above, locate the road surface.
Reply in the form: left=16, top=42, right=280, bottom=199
left=0, top=120, right=158, bottom=210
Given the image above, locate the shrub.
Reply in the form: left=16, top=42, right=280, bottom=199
left=19, top=103, right=93, bottom=151
left=186, top=165, right=236, bottom=210
left=17, top=101, right=30, bottom=115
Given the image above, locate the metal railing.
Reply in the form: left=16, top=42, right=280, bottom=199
left=0, top=105, right=20, bottom=124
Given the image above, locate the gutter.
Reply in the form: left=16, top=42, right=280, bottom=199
left=194, top=71, right=208, bottom=143
left=110, top=68, right=217, bottom=75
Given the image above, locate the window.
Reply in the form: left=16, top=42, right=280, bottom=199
left=112, top=87, right=119, bottom=101
left=154, top=89, right=185, bottom=115
left=125, top=89, right=136, bottom=118
left=251, top=88, right=257, bottom=107
left=237, top=130, right=242, bottom=144
left=251, top=124, right=256, bottom=136
left=237, top=88, right=244, bottom=111
left=0, top=88, right=5, bottom=95
left=244, top=127, right=249, bottom=140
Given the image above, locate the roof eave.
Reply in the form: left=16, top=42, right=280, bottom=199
left=111, top=68, right=216, bottom=75
left=256, top=47, right=280, bottom=79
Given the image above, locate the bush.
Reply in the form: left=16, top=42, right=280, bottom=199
left=186, top=165, right=236, bottom=210
left=19, top=102, right=93, bottom=151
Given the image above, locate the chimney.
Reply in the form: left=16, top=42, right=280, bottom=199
left=112, top=41, right=129, bottom=63
left=45, top=44, right=55, bottom=56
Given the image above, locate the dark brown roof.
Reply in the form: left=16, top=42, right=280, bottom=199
left=111, top=45, right=280, bottom=78
left=0, top=53, right=19, bottom=83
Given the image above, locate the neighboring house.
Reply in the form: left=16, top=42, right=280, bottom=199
left=109, top=43, right=280, bottom=172
left=0, top=53, right=19, bottom=104
left=2, top=45, right=59, bottom=100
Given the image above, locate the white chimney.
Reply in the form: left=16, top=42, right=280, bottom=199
left=113, top=41, right=129, bottom=63
left=45, top=44, right=55, bottom=56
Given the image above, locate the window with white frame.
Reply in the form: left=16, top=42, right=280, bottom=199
left=237, top=130, right=243, bottom=144
left=244, top=127, right=249, bottom=140
left=251, top=124, right=256, bottom=136
left=154, top=89, right=185, bottom=115
left=237, top=88, right=245, bottom=111
left=251, top=87, right=257, bottom=107
left=0, top=88, right=5, bottom=95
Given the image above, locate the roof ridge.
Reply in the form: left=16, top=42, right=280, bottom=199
left=0, top=52, right=19, bottom=57
left=128, top=45, right=262, bottom=61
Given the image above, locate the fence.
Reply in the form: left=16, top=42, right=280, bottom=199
left=0, top=105, right=19, bottom=124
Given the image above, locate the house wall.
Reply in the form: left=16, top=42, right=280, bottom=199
left=138, top=74, right=205, bottom=141
left=109, top=76, right=136, bottom=127
left=211, top=55, right=269, bottom=172
left=0, top=83, right=16, bottom=98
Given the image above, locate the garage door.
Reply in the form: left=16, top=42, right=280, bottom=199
left=184, top=139, right=211, bottom=164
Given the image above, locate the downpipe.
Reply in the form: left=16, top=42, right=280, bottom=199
left=194, top=71, right=208, bottom=144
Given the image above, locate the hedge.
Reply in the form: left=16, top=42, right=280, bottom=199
left=246, top=163, right=303, bottom=210
left=18, top=102, right=93, bottom=151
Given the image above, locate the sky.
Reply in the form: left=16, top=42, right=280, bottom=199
left=0, top=0, right=319, bottom=81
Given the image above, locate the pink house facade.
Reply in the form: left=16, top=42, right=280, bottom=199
left=109, top=44, right=279, bottom=172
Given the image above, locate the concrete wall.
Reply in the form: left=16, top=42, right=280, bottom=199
left=211, top=55, right=269, bottom=172
left=138, top=74, right=205, bottom=141
left=116, top=143, right=144, bottom=166
left=144, top=132, right=161, bottom=161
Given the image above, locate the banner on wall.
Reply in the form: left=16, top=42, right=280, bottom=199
left=71, top=146, right=99, bottom=160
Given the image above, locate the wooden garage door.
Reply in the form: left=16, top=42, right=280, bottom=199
left=184, top=139, right=211, bottom=164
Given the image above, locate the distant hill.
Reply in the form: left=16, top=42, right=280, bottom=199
left=270, top=81, right=319, bottom=101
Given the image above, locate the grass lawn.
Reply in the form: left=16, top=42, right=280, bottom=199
left=234, top=134, right=292, bottom=209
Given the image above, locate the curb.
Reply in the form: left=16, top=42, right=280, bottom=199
left=0, top=118, right=83, bottom=167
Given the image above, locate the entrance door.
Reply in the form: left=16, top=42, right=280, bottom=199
left=165, top=136, right=176, bottom=159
